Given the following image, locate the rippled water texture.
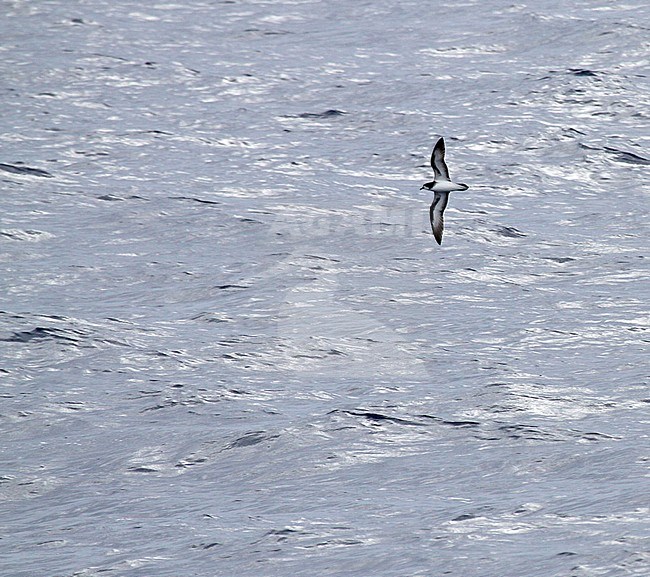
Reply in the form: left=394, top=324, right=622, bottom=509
left=1, top=1, right=649, bottom=576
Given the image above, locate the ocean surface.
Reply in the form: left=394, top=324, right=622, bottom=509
left=1, top=1, right=649, bottom=576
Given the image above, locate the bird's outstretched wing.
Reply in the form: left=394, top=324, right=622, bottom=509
left=429, top=191, right=449, bottom=245
left=430, top=137, right=450, bottom=182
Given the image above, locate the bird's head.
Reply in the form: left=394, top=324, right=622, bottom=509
left=420, top=181, right=434, bottom=190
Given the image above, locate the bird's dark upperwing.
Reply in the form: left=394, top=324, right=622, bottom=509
left=430, top=137, right=451, bottom=182
left=429, top=191, right=449, bottom=245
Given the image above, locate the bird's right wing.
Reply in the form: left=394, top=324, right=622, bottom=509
left=429, top=191, right=449, bottom=245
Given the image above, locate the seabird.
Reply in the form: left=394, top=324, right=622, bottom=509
left=420, top=137, right=468, bottom=245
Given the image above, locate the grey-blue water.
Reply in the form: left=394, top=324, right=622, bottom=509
left=1, top=1, right=649, bottom=576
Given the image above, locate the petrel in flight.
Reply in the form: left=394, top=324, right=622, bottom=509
left=420, top=137, right=468, bottom=245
